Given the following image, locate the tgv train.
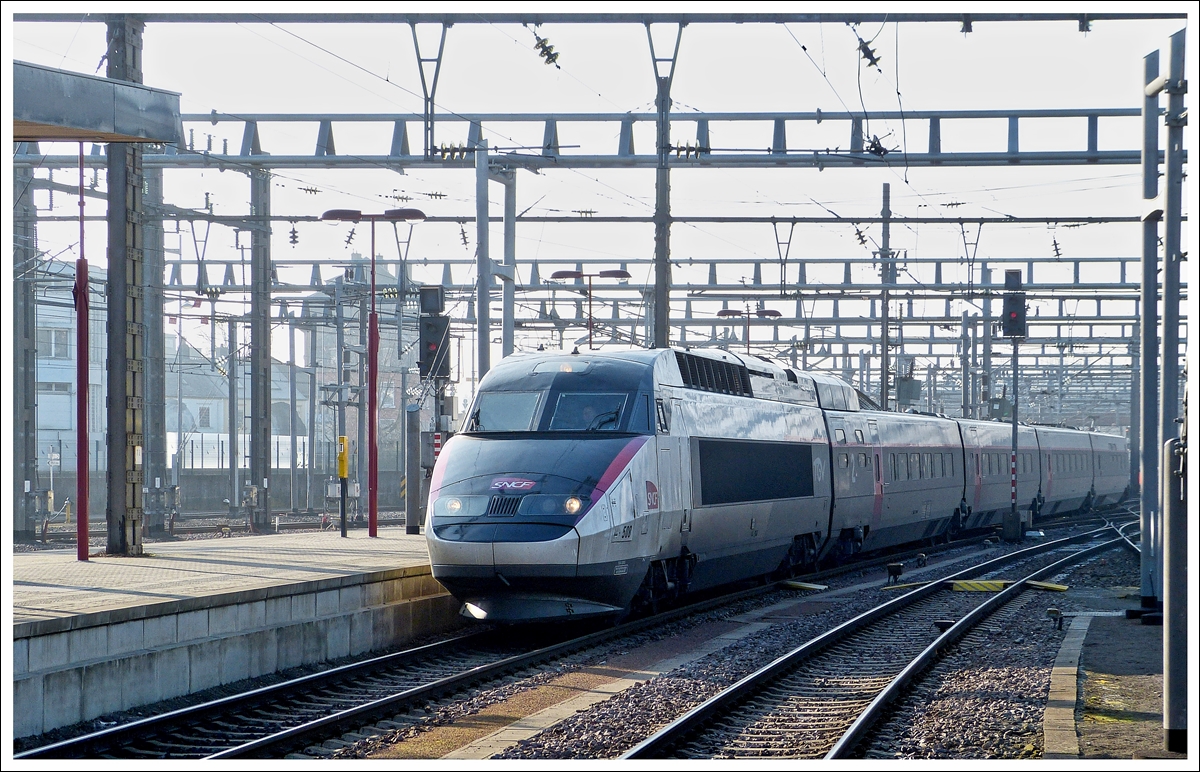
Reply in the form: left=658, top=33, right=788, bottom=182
left=425, top=348, right=1128, bottom=622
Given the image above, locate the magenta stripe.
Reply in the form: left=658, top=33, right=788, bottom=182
left=591, top=436, right=649, bottom=500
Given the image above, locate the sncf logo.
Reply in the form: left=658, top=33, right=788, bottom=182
left=490, top=477, right=536, bottom=491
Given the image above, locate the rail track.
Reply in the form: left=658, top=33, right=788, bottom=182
left=622, top=522, right=1128, bottom=759
left=17, top=510, right=1133, bottom=760
left=16, top=525, right=1017, bottom=760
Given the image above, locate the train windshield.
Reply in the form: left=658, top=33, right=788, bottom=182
left=471, top=391, right=542, bottom=432
left=547, top=392, right=627, bottom=431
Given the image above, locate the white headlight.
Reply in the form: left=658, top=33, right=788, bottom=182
left=445, top=498, right=462, bottom=513
left=564, top=496, right=582, bottom=514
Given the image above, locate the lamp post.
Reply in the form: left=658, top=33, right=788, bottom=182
left=717, top=307, right=781, bottom=354
left=321, top=208, right=425, bottom=538
left=550, top=269, right=631, bottom=349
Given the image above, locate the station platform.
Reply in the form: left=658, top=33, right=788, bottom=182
left=11, top=527, right=463, bottom=739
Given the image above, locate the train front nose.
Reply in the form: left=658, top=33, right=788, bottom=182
left=427, top=502, right=624, bottom=622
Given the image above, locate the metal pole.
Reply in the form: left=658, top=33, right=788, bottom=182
left=1158, top=34, right=1186, bottom=754
left=1159, top=28, right=1184, bottom=444
left=880, top=183, right=891, bottom=411
left=335, top=278, right=347, bottom=513
left=1140, top=48, right=1161, bottom=608
left=405, top=403, right=422, bottom=534
left=289, top=315, right=298, bottom=516
left=368, top=222, right=379, bottom=537
left=228, top=318, right=239, bottom=519
left=75, top=142, right=89, bottom=561
left=1162, top=435, right=1186, bottom=753
left=961, top=311, right=970, bottom=418
left=502, top=172, right=516, bottom=358
left=476, top=139, right=491, bottom=377
left=588, top=275, right=594, bottom=350
left=306, top=323, right=317, bottom=514
left=982, top=264, right=993, bottom=415
left=1004, top=337, right=1020, bottom=541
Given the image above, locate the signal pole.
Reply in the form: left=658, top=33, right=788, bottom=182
left=1002, top=270, right=1026, bottom=542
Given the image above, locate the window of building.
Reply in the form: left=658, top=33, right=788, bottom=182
left=37, top=382, right=72, bottom=393
left=198, top=406, right=211, bottom=428
left=37, top=328, right=71, bottom=359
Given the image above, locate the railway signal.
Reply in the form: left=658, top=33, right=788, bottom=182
left=1001, top=270, right=1026, bottom=338
left=419, top=314, right=450, bottom=378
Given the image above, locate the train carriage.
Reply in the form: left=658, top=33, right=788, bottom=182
left=426, top=347, right=1127, bottom=623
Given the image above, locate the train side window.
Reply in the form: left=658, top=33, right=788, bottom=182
left=875, top=454, right=881, bottom=482
left=835, top=429, right=847, bottom=444
left=858, top=452, right=868, bottom=468
left=655, top=398, right=670, bottom=433
left=854, top=429, right=865, bottom=443
left=933, top=453, right=942, bottom=478
left=922, top=453, right=931, bottom=478
left=890, top=453, right=897, bottom=481
left=839, top=453, right=850, bottom=468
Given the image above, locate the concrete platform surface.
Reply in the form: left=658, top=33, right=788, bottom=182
left=12, top=527, right=432, bottom=628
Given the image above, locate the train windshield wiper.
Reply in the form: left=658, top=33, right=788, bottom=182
left=586, top=410, right=620, bottom=431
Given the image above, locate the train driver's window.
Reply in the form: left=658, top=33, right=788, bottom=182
left=549, top=392, right=628, bottom=431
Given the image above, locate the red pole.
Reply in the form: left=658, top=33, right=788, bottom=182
left=368, top=222, right=379, bottom=537
left=75, top=143, right=89, bottom=561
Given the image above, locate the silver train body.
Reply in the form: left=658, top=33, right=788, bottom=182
left=426, top=348, right=1128, bottom=622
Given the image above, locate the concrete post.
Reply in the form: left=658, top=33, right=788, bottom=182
left=14, top=142, right=40, bottom=542
left=249, top=167, right=272, bottom=531
left=1162, top=436, right=1186, bottom=753
left=105, top=16, right=146, bottom=556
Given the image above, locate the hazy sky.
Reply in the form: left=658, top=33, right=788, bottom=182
left=6, top=4, right=1195, bottom=369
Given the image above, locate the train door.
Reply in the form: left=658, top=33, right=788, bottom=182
left=968, top=426, right=982, bottom=516
left=866, top=419, right=883, bottom=533
left=653, top=397, right=686, bottom=553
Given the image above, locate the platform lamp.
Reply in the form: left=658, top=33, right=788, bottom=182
left=321, top=208, right=425, bottom=538
left=549, top=269, right=632, bottom=349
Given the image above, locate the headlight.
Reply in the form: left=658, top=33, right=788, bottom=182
left=564, top=496, right=582, bottom=515
left=445, top=498, right=462, bottom=514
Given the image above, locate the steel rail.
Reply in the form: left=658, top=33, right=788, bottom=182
left=826, top=532, right=1125, bottom=757
left=13, top=630, right=488, bottom=759
left=621, top=522, right=1112, bottom=758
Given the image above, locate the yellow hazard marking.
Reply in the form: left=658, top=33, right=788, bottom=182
left=782, top=581, right=829, bottom=591
left=881, top=581, right=931, bottom=590
left=950, top=580, right=1012, bottom=592
left=1026, top=580, right=1069, bottom=592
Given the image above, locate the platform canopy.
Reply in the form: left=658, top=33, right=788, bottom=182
left=13, top=60, right=182, bottom=144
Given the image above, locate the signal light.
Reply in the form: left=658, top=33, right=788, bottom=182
left=419, top=315, right=450, bottom=378
left=1002, top=294, right=1026, bottom=338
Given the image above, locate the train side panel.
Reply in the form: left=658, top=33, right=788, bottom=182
left=1089, top=432, right=1129, bottom=507
left=1035, top=427, right=1095, bottom=513
left=676, top=389, right=831, bottom=593
left=957, top=420, right=1040, bottom=528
